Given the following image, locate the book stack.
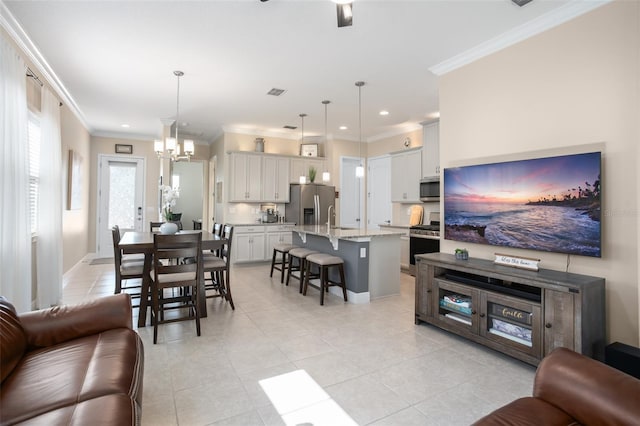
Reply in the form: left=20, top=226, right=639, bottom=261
left=439, top=294, right=472, bottom=315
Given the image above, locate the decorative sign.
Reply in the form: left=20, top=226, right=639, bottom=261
left=494, top=253, right=540, bottom=271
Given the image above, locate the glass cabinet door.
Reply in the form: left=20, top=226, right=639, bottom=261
left=480, top=292, right=542, bottom=358
left=433, top=278, right=479, bottom=334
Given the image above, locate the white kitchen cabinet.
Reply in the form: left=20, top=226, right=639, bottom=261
left=229, top=152, right=262, bottom=202
left=422, top=121, right=440, bottom=177
left=290, top=157, right=326, bottom=183
left=391, top=149, right=422, bottom=202
left=262, top=156, right=290, bottom=202
left=232, top=225, right=266, bottom=262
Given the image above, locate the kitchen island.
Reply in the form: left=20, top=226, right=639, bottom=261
left=292, top=225, right=404, bottom=303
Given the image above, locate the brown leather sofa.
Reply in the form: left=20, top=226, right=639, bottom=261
left=473, top=347, right=640, bottom=425
left=1, top=294, right=144, bottom=425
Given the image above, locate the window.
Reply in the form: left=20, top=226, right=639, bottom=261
left=28, top=111, right=41, bottom=233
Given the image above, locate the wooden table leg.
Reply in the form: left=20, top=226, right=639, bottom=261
left=137, top=252, right=152, bottom=328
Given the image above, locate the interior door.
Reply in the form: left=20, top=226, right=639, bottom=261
left=96, top=155, right=145, bottom=258
left=367, top=156, right=392, bottom=229
left=340, top=156, right=365, bottom=229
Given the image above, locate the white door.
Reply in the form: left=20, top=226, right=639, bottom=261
left=340, top=156, right=365, bottom=229
left=96, top=155, right=145, bottom=258
left=367, top=156, right=392, bottom=229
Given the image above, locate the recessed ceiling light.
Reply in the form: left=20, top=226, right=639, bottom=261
left=339, top=126, right=348, bottom=130
left=379, top=110, right=389, bottom=116
left=121, top=124, right=130, bottom=128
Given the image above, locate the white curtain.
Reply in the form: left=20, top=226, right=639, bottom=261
left=36, top=88, right=63, bottom=308
left=0, top=35, right=32, bottom=312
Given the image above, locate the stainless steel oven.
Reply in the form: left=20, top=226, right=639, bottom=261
left=408, top=212, right=440, bottom=276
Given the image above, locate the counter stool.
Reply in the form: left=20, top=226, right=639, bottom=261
left=270, top=243, right=298, bottom=283
left=303, top=253, right=347, bottom=306
left=286, top=248, right=319, bottom=293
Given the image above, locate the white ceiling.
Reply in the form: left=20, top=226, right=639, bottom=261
left=4, top=0, right=595, bottom=144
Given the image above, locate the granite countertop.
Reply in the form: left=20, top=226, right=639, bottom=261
left=292, top=225, right=404, bottom=240
left=227, top=222, right=296, bottom=226
left=378, top=224, right=411, bottom=229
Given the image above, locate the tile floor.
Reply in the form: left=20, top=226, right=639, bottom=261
left=63, top=259, right=536, bottom=426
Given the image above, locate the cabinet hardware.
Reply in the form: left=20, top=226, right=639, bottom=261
left=479, top=313, right=485, bottom=318
left=545, top=323, right=552, bottom=328
left=471, top=310, right=477, bottom=315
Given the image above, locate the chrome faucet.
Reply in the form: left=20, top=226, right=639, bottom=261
left=327, top=205, right=334, bottom=228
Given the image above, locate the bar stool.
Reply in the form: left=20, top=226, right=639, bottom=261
left=270, top=243, right=298, bottom=283
left=286, top=248, right=319, bottom=293
left=303, top=253, right=348, bottom=305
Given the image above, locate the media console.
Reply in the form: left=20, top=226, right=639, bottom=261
left=415, top=253, right=606, bottom=366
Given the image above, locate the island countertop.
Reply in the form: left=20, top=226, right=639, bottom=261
left=292, top=225, right=404, bottom=241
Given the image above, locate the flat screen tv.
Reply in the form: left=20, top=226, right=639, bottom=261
left=444, top=152, right=601, bottom=257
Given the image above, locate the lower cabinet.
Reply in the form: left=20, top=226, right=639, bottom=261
left=233, top=226, right=266, bottom=263
left=415, top=253, right=605, bottom=366
left=232, top=224, right=294, bottom=263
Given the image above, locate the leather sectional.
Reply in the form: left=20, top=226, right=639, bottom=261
left=473, top=347, right=640, bottom=425
left=0, top=294, right=144, bottom=425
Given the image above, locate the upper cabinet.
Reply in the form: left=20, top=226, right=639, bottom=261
left=228, top=152, right=326, bottom=203
left=229, top=152, right=262, bottom=202
left=391, top=149, right=422, bottom=202
left=262, top=156, right=290, bottom=202
left=290, top=157, right=326, bottom=183
left=422, top=121, right=440, bottom=177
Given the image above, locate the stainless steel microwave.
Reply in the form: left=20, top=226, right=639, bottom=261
left=420, top=177, right=440, bottom=202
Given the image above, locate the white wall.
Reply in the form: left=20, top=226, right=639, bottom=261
left=439, top=1, right=639, bottom=345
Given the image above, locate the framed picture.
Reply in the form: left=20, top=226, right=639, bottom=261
left=115, top=144, right=133, bottom=154
left=300, top=143, right=318, bottom=157
left=67, top=149, right=83, bottom=210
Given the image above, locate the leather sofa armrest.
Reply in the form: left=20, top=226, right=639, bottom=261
left=534, top=347, right=640, bottom=425
left=19, top=293, right=134, bottom=349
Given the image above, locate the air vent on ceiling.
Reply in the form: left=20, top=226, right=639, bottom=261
left=283, top=125, right=297, bottom=130
left=512, top=0, right=533, bottom=6
left=267, top=88, right=286, bottom=96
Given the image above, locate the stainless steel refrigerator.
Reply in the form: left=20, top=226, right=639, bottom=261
left=286, top=184, right=336, bottom=226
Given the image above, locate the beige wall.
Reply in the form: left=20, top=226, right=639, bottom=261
left=439, top=1, right=639, bottom=345
left=61, top=107, right=91, bottom=272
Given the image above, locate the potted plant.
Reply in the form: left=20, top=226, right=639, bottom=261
left=308, top=166, right=317, bottom=183
left=455, top=248, right=469, bottom=260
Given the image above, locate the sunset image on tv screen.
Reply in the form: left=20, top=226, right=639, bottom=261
left=444, top=152, right=601, bottom=257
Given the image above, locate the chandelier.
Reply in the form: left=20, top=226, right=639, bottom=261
left=154, top=70, right=194, bottom=162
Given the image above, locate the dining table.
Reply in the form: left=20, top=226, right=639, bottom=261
left=119, top=230, right=227, bottom=328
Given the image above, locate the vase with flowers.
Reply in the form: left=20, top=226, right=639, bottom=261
left=160, top=185, right=180, bottom=233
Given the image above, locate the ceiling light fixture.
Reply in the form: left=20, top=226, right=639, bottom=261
left=339, top=125, right=348, bottom=130
left=335, top=0, right=353, bottom=27
left=379, top=110, right=389, bottom=116
left=299, top=113, right=307, bottom=184
left=154, top=70, right=194, bottom=162
left=355, top=81, right=365, bottom=178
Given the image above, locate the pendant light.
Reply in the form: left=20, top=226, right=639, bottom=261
left=355, top=81, right=365, bottom=178
left=154, top=70, right=194, bottom=162
left=299, top=113, right=307, bottom=184
left=322, top=100, right=331, bottom=183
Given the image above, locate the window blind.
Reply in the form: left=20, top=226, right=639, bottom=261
left=28, top=112, right=41, bottom=233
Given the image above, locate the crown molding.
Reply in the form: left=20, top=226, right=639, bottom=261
left=429, top=0, right=612, bottom=76
left=222, top=125, right=308, bottom=141
left=1, top=2, right=91, bottom=132
left=367, top=123, right=423, bottom=143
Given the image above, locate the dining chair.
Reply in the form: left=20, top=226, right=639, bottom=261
left=151, top=232, right=202, bottom=344
left=111, top=226, right=144, bottom=306
left=203, top=225, right=235, bottom=310
left=149, top=221, right=164, bottom=232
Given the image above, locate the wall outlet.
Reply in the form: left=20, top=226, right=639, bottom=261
left=360, top=247, right=367, bottom=258
left=406, top=208, right=411, bottom=215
